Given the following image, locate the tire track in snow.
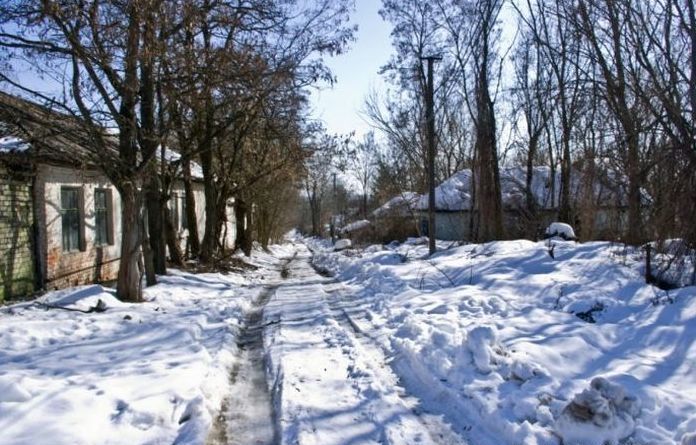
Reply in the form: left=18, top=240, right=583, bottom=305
left=206, top=285, right=279, bottom=445
left=206, top=254, right=297, bottom=445
left=314, top=261, right=469, bottom=445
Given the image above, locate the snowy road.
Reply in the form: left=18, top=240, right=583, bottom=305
left=206, top=243, right=467, bottom=445
left=261, top=244, right=467, bottom=445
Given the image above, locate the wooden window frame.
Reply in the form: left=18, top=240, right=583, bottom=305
left=60, top=186, right=86, bottom=252
left=94, top=188, right=114, bottom=246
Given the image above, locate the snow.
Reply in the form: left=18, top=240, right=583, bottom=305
left=1, top=237, right=694, bottom=445
left=0, top=269, right=262, bottom=445
left=312, top=238, right=696, bottom=445
left=555, top=377, right=641, bottom=445
left=372, top=192, right=421, bottom=217
left=161, top=146, right=204, bottom=179
left=414, top=167, right=559, bottom=211
left=417, top=169, right=473, bottom=211
left=341, top=219, right=371, bottom=234
left=263, top=244, right=467, bottom=445
left=333, top=238, right=352, bottom=250
left=545, top=222, right=577, bottom=240
left=0, top=136, right=29, bottom=153
left=409, top=165, right=645, bottom=212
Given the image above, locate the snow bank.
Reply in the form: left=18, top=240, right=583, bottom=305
left=0, top=377, right=32, bottom=403
left=466, top=326, right=499, bottom=374
left=0, top=267, right=259, bottom=445
left=333, top=238, right=352, bottom=251
left=372, top=192, right=420, bottom=217
left=417, top=169, right=473, bottom=211
left=341, top=219, right=371, bottom=234
left=311, top=238, right=696, bottom=445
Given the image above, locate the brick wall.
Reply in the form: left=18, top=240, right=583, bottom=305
left=0, top=164, right=35, bottom=302
left=36, top=164, right=122, bottom=290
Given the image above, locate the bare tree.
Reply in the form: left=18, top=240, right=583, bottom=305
left=164, top=0, right=354, bottom=261
left=0, top=0, right=178, bottom=301
left=509, top=24, right=553, bottom=234
left=302, top=133, right=338, bottom=237
left=437, top=0, right=505, bottom=241
left=572, top=0, right=646, bottom=244
left=342, top=131, right=380, bottom=218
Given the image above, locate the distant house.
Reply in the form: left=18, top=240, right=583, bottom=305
left=372, top=166, right=639, bottom=243
left=0, top=92, right=234, bottom=302
left=414, top=166, right=643, bottom=241
left=371, top=192, right=421, bottom=242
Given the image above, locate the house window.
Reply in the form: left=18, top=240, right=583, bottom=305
left=94, top=189, right=113, bottom=245
left=61, top=187, right=83, bottom=251
left=172, top=194, right=187, bottom=231
left=179, top=195, right=187, bottom=230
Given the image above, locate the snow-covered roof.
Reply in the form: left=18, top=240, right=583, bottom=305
left=0, top=136, right=30, bottom=154
left=416, top=170, right=474, bottom=211
left=372, top=192, right=421, bottom=218
left=412, top=166, right=642, bottom=212
left=161, top=147, right=204, bottom=180
left=341, top=219, right=371, bottom=234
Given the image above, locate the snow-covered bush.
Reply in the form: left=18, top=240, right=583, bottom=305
left=545, top=222, right=577, bottom=241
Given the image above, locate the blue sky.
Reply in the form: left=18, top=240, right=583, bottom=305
left=4, top=2, right=394, bottom=139
left=308, top=0, right=393, bottom=138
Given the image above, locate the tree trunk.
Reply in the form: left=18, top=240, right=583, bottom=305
left=182, top=158, right=200, bottom=257
left=199, top=139, right=218, bottom=263
left=235, top=199, right=252, bottom=256
left=525, top=134, right=538, bottom=236
left=140, top=208, right=157, bottom=287
left=558, top=132, right=573, bottom=224
left=309, top=183, right=321, bottom=237
left=164, top=207, right=185, bottom=267
left=474, top=72, right=504, bottom=241
left=626, top=131, right=642, bottom=244
left=362, top=192, right=368, bottom=220
left=145, top=174, right=167, bottom=274
left=117, top=183, right=144, bottom=302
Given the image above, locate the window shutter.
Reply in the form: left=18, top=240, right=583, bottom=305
left=106, top=189, right=114, bottom=245
left=78, top=187, right=86, bottom=251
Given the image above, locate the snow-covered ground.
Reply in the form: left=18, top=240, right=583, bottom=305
left=263, top=244, right=466, bottom=445
left=312, top=238, right=696, bottom=445
left=0, top=253, right=282, bottom=445
left=1, top=237, right=694, bottom=445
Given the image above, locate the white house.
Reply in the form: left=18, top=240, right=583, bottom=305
left=0, top=91, right=234, bottom=301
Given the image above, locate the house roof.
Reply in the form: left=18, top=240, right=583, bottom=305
left=0, top=91, right=203, bottom=180
left=0, top=90, right=112, bottom=168
left=372, top=192, right=421, bottom=218
left=408, top=165, right=643, bottom=212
